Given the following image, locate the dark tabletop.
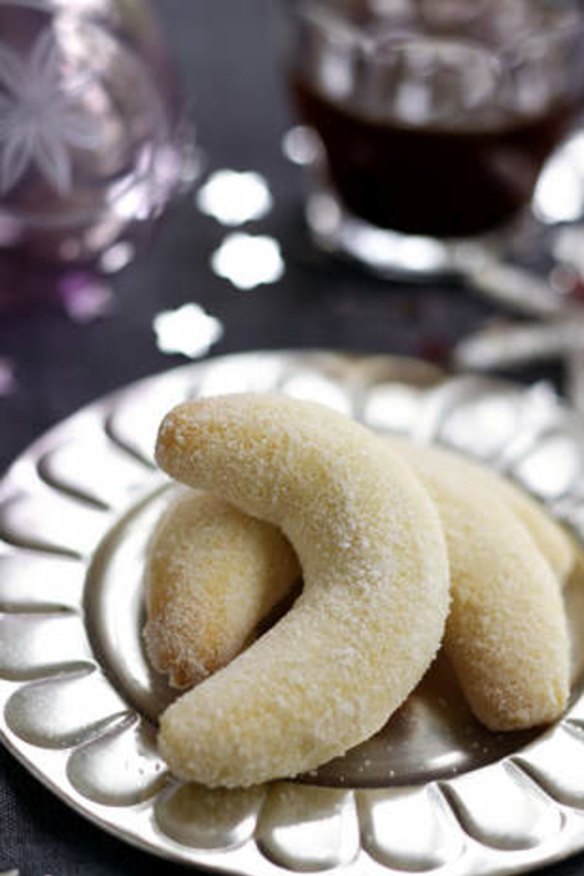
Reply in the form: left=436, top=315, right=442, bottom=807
left=0, top=0, right=581, bottom=873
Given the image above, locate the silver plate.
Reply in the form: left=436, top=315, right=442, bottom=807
left=3, top=350, right=584, bottom=874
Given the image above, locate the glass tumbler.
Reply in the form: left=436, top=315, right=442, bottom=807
left=280, top=0, right=584, bottom=278
left=0, top=0, right=197, bottom=282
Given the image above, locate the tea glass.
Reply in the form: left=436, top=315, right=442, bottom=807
left=280, top=0, right=584, bottom=278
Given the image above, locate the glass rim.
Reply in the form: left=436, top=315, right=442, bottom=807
left=284, top=0, right=584, bottom=50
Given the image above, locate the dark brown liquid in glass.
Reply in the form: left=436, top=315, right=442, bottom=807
left=292, top=75, right=575, bottom=238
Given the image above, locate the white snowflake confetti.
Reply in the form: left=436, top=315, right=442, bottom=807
left=196, top=169, right=273, bottom=226
left=211, top=232, right=285, bottom=290
left=0, top=28, right=102, bottom=195
left=153, top=303, right=224, bottom=358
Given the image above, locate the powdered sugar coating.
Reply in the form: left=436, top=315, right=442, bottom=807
left=393, top=439, right=570, bottom=731
left=155, top=394, right=450, bottom=788
left=391, top=439, right=574, bottom=585
left=144, top=489, right=300, bottom=688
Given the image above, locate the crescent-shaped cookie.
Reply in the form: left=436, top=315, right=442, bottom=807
left=154, top=394, right=450, bottom=787
left=144, top=489, right=300, bottom=688
left=392, top=439, right=570, bottom=731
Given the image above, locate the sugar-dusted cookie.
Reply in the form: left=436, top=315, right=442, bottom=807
left=154, top=394, right=449, bottom=787
left=393, top=438, right=570, bottom=731
left=144, top=488, right=300, bottom=688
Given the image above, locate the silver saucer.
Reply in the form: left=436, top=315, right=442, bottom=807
left=3, top=350, right=584, bottom=874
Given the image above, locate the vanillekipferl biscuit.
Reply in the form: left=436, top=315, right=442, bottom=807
left=146, top=393, right=572, bottom=786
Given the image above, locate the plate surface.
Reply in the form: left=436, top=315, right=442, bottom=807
left=2, top=350, right=584, bottom=874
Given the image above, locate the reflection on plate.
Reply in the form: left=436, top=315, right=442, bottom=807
left=2, top=351, right=584, bottom=874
